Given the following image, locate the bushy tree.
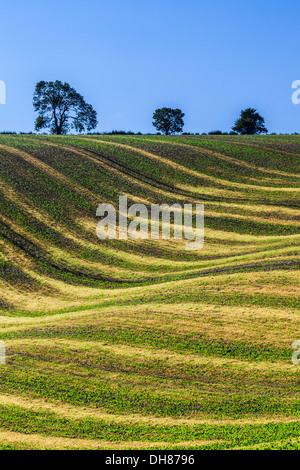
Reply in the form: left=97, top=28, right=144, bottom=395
left=232, top=108, right=267, bottom=135
left=33, top=81, right=98, bottom=134
left=152, top=107, right=184, bottom=135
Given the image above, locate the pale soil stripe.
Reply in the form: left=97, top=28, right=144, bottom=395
left=2, top=213, right=299, bottom=290
left=0, top=216, right=293, bottom=288
left=232, top=437, right=300, bottom=450
left=2, top=209, right=299, bottom=274
left=0, top=394, right=299, bottom=427
left=2, top=260, right=298, bottom=321
left=129, top=137, right=300, bottom=179
left=83, top=214, right=300, bottom=245
left=179, top=141, right=300, bottom=179
left=86, top=137, right=300, bottom=188
left=0, top=142, right=196, bottom=260
left=5, top=220, right=297, bottom=294
left=0, top=144, right=99, bottom=203
left=0, top=168, right=144, bottom=290
left=0, top=144, right=223, bottom=265
left=0, top=264, right=299, bottom=316
left=115, top=190, right=300, bottom=222
left=80, top=138, right=273, bottom=188
left=223, top=139, right=300, bottom=160
left=1, top=146, right=297, bottom=252
left=0, top=180, right=109, bottom=261
left=0, top=300, right=298, bottom=327
left=205, top=209, right=300, bottom=227
left=2, top=140, right=298, bottom=221
left=0, top=179, right=206, bottom=270
left=3, top=173, right=296, bottom=270
left=36, top=140, right=189, bottom=201
left=6, top=337, right=298, bottom=372
left=0, top=429, right=113, bottom=449
left=1, top=161, right=298, bottom=298
left=1, top=250, right=298, bottom=314
left=77, top=215, right=260, bottom=263
left=0, top=212, right=160, bottom=282
left=207, top=200, right=300, bottom=217
left=0, top=428, right=220, bottom=450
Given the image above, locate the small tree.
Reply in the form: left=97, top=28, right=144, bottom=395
left=152, top=107, right=184, bottom=135
left=33, top=80, right=98, bottom=134
left=232, top=108, right=267, bottom=135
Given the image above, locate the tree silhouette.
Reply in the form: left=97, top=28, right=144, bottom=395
left=33, top=81, right=98, bottom=134
left=232, top=108, right=267, bottom=135
left=152, top=107, right=185, bottom=135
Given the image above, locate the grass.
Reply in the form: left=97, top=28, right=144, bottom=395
left=0, top=133, right=299, bottom=449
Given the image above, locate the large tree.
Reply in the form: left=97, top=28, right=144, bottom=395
left=33, top=80, right=98, bottom=134
left=232, top=108, right=267, bottom=135
left=152, top=107, right=185, bottom=135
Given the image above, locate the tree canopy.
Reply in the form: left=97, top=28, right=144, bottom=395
left=152, top=107, right=185, bottom=135
left=33, top=81, right=98, bottom=134
left=232, top=108, right=268, bottom=135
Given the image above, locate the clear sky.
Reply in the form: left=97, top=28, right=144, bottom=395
left=0, top=0, right=300, bottom=134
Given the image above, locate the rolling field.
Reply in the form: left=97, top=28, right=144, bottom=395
left=0, top=133, right=299, bottom=450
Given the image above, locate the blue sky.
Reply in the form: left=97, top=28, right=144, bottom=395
left=0, top=0, right=299, bottom=134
